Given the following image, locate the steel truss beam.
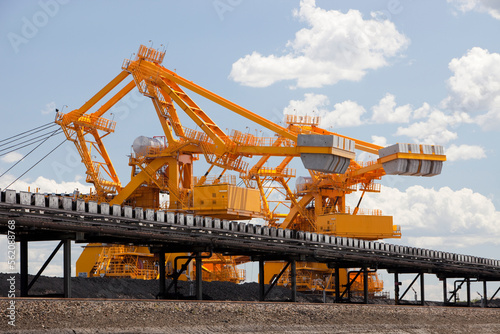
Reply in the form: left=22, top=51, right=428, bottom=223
left=19, top=239, right=71, bottom=298
left=259, top=259, right=297, bottom=302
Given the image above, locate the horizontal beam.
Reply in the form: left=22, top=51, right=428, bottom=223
left=1, top=199, right=499, bottom=281
left=378, top=152, right=447, bottom=164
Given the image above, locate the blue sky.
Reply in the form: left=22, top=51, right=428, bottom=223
left=1, top=0, right=499, bottom=300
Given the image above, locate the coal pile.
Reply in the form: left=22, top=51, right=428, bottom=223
left=2, top=273, right=499, bottom=307
left=0, top=273, right=330, bottom=302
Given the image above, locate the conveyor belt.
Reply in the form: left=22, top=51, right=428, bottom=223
left=0, top=189, right=499, bottom=281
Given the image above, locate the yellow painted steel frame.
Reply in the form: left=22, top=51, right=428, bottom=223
left=57, top=45, right=390, bottom=206
left=56, top=46, right=445, bottom=232
left=59, top=45, right=447, bottom=296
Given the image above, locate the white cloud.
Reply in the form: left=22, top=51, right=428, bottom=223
left=230, top=0, right=409, bottom=88
left=321, top=100, right=366, bottom=128
left=442, top=47, right=500, bottom=130
left=371, top=135, right=387, bottom=147
left=371, top=93, right=413, bottom=123
left=0, top=174, right=91, bottom=194
left=283, top=93, right=366, bottom=128
left=475, top=99, right=500, bottom=130
left=283, top=92, right=329, bottom=116
left=448, top=0, right=500, bottom=19
left=412, top=102, right=432, bottom=120
left=41, top=101, right=57, bottom=115
left=395, top=108, right=471, bottom=145
left=1, top=151, right=23, bottom=163
left=282, top=92, right=473, bottom=145
left=445, top=144, right=487, bottom=161
left=362, top=185, right=500, bottom=249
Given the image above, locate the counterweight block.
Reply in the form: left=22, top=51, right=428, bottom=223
left=298, top=134, right=355, bottom=174
left=379, top=143, right=445, bottom=177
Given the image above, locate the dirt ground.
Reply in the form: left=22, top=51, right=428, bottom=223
left=1, top=299, right=500, bottom=334
left=1, top=274, right=499, bottom=333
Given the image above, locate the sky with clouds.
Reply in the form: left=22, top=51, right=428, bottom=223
left=0, top=0, right=499, bottom=300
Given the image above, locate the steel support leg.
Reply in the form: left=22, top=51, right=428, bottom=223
left=334, top=266, right=340, bottom=303
left=466, top=278, right=471, bottom=307
left=259, top=258, right=265, bottom=301
left=483, top=280, right=488, bottom=308
left=291, top=260, right=297, bottom=302
left=394, top=272, right=399, bottom=305
left=347, top=277, right=352, bottom=302
left=28, top=241, right=63, bottom=291
left=490, top=286, right=500, bottom=303
left=420, top=273, right=425, bottom=306
left=166, top=254, right=195, bottom=297
left=20, top=239, right=28, bottom=297
left=363, top=267, right=369, bottom=304
left=158, top=251, right=166, bottom=298
left=450, top=279, right=466, bottom=304
left=400, top=273, right=420, bottom=303
left=341, top=270, right=362, bottom=302
left=195, top=253, right=202, bottom=300
left=63, top=240, right=71, bottom=298
left=264, top=262, right=291, bottom=300
left=442, top=278, right=447, bottom=306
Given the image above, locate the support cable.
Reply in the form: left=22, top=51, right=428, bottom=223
left=0, top=128, right=62, bottom=179
left=0, top=128, right=62, bottom=153
left=0, top=130, right=63, bottom=157
left=4, top=138, right=66, bottom=190
left=0, top=123, right=57, bottom=147
left=0, top=122, right=56, bottom=144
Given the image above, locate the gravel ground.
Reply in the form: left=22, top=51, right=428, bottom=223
left=1, top=299, right=500, bottom=334
left=1, top=274, right=499, bottom=333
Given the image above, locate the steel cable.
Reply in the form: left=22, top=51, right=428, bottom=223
left=0, top=128, right=62, bottom=152
left=0, top=123, right=58, bottom=148
left=0, top=122, right=56, bottom=144
left=4, top=138, right=66, bottom=190
left=0, top=129, right=63, bottom=157
left=0, top=128, right=62, bottom=179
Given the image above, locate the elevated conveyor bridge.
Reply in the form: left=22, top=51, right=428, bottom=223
left=1, top=189, right=499, bottom=307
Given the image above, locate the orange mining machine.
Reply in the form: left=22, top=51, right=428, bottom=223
left=57, top=45, right=445, bottom=295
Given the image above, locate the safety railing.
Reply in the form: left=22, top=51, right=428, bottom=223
left=230, top=130, right=295, bottom=148
left=137, top=44, right=165, bottom=64
left=194, top=175, right=237, bottom=186
left=255, top=167, right=296, bottom=178
left=285, top=114, right=321, bottom=126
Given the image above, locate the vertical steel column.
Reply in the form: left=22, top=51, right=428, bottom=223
left=63, top=240, right=71, bottom=298
left=363, top=267, right=369, bottom=304
left=466, top=278, right=471, bottom=307
left=259, top=258, right=265, bottom=301
left=442, top=278, right=447, bottom=306
left=394, top=272, right=399, bottom=305
left=20, top=239, right=28, bottom=297
left=334, top=266, right=340, bottom=303
left=291, top=260, right=297, bottom=302
left=347, top=271, right=352, bottom=302
left=195, top=253, right=202, bottom=300
left=158, top=251, right=166, bottom=298
left=420, top=273, right=425, bottom=306
left=483, top=280, right=488, bottom=308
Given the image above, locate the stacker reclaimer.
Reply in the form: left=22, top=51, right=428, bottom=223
left=55, top=45, right=446, bottom=296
